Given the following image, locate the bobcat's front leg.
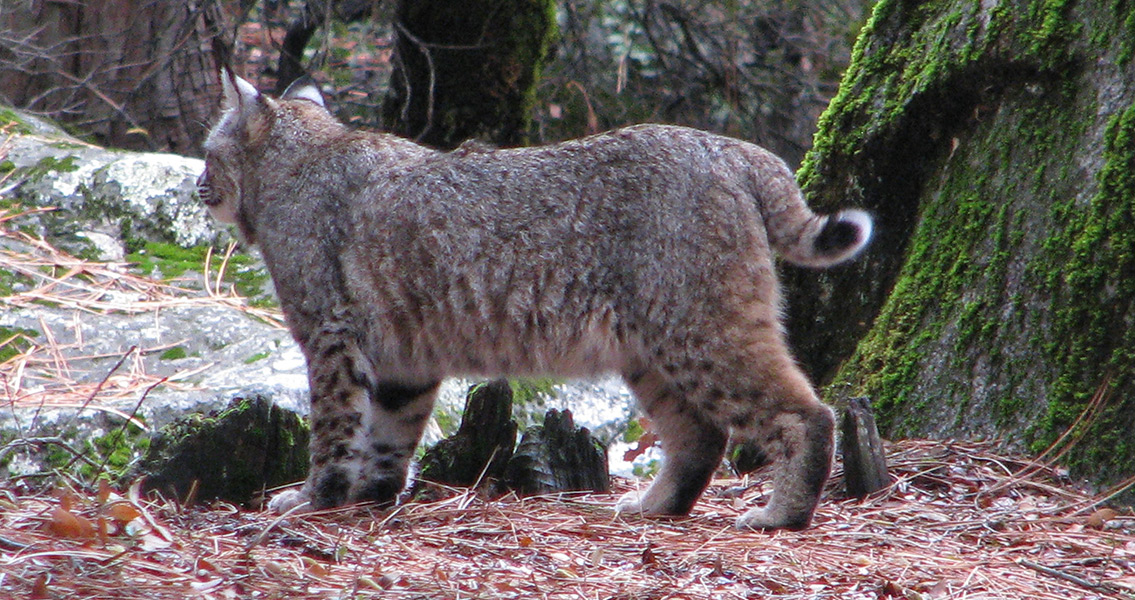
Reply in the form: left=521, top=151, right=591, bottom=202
left=268, top=328, right=439, bottom=512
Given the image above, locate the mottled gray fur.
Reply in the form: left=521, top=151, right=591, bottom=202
left=198, top=71, right=872, bottom=530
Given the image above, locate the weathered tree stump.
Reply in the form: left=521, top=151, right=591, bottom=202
left=840, top=397, right=891, bottom=498
left=135, top=395, right=309, bottom=506
left=504, top=409, right=610, bottom=496
left=418, top=379, right=517, bottom=487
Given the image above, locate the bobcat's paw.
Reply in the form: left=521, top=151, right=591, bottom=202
left=266, top=488, right=312, bottom=514
left=614, top=491, right=647, bottom=516
left=735, top=505, right=811, bottom=531
left=614, top=489, right=676, bottom=517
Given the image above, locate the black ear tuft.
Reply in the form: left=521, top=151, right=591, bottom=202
left=281, top=75, right=325, bottom=107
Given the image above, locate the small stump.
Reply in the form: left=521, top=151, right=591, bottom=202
left=504, top=408, right=610, bottom=496
left=840, top=396, right=891, bottom=498
left=135, top=395, right=309, bottom=506
left=418, top=379, right=517, bottom=487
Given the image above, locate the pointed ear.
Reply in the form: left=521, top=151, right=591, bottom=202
left=220, top=68, right=261, bottom=111
left=281, top=75, right=325, bottom=107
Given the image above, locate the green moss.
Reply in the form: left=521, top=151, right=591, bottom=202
left=0, top=326, right=39, bottom=363
left=243, top=351, right=270, bottom=364
left=81, top=427, right=150, bottom=480
left=509, top=377, right=558, bottom=406
left=12, top=155, right=81, bottom=186
left=808, top=0, right=1135, bottom=496
left=0, top=108, right=35, bottom=135
left=160, top=346, right=189, bottom=361
left=800, top=0, right=1075, bottom=195
left=0, top=268, right=35, bottom=297
left=127, top=241, right=273, bottom=305
left=1028, top=104, right=1135, bottom=469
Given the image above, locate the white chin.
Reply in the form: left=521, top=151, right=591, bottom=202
left=206, top=203, right=239, bottom=224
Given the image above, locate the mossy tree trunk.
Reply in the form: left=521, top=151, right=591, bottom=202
left=787, top=0, right=1135, bottom=500
left=380, top=0, right=557, bottom=149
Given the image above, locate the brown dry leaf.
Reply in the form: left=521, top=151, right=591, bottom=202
left=30, top=574, right=50, bottom=599
left=1084, top=507, right=1118, bottom=529
left=623, top=430, right=659, bottom=463
left=641, top=543, right=656, bottom=565
left=106, top=501, right=142, bottom=524
left=49, top=505, right=96, bottom=539
left=301, top=556, right=330, bottom=578
left=97, top=480, right=113, bottom=504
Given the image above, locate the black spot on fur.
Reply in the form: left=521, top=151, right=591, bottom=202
left=624, top=368, right=647, bottom=385
left=371, top=380, right=440, bottom=411
left=356, top=478, right=402, bottom=505
left=320, top=340, right=347, bottom=358
left=372, top=442, right=395, bottom=454
left=814, top=216, right=859, bottom=255
left=311, top=468, right=350, bottom=508
left=731, top=410, right=756, bottom=428
left=399, top=411, right=431, bottom=426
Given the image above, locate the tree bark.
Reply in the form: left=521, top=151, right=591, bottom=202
left=788, top=0, right=1135, bottom=503
left=0, top=0, right=237, bottom=155
left=380, top=0, right=557, bottom=149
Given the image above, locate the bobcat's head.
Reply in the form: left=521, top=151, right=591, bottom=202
left=198, top=69, right=327, bottom=226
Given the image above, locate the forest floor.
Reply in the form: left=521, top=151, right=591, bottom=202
left=1, top=439, right=1133, bottom=600
left=2, top=205, right=1134, bottom=598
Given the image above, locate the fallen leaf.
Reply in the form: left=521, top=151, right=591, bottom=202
left=641, top=543, right=656, bottom=565
left=1085, top=507, right=1118, bottom=529
left=623, top=431, right=660, bottom=462
left=49, top=506, right=95, bottom=539
left=31, top=574, right=49, bottom=599
left=106, top=501, right=142, bottom=524
left=97, top=480, right=113, bottom=504
left=301, top=556, right=330, bottom=577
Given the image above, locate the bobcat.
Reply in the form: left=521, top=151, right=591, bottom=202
left=198, top=71, right=872, bottom=530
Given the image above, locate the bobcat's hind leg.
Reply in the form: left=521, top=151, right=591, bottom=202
left=730, top=366, right=834, bottom=530
left=616, top=368, right=728, bottom=517
left=268, top=326, right=438, bottom=513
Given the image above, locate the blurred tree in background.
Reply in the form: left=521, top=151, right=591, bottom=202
left=0, top=0, right=238, bottom=154
left=0, top=0, right=867, bottom=163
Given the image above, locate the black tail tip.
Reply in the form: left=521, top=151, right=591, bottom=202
left=814, top=209, right=873, bottom=261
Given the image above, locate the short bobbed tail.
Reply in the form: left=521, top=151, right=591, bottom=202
left=776, top=209, right=874, bottom=268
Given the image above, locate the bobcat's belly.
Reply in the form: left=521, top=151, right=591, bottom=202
left=377, top=301, right=632, bottom=380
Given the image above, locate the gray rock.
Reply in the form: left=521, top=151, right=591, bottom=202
left=0, top=106, right=226, bottom=258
